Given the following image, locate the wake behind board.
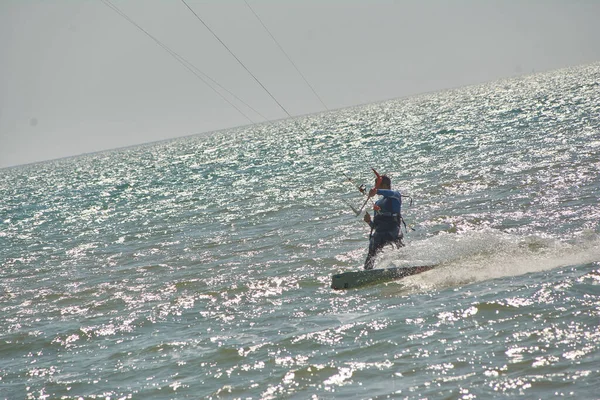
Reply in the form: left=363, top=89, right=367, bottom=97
left=331, top=265, right=436, bottom=290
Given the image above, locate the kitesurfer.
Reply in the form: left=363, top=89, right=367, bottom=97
left=363, top=174, right=403, bottom=270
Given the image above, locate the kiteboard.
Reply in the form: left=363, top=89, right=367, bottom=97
left=331, top=265, right=436, bottom=290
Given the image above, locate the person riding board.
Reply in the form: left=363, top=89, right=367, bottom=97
left=363, top=173, right=403, bottom=270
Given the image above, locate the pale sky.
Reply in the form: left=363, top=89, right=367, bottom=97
left=1, top=0, right=599, bottom=168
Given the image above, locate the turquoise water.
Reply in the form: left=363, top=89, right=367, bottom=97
left=1, top=63, right=600, bottom=399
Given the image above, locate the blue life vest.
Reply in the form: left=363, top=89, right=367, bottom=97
left=372, top=189, right=402, bottom=233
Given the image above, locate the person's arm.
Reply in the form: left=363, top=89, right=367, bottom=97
left=363, top=212, right=373, bottom=227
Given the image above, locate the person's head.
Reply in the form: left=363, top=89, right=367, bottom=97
left=379, top=175, right=391, bottom=189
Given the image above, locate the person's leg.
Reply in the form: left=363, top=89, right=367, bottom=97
left=364, top=236, right=385, bottom=270
left=394, top=232, right=404, bottom=248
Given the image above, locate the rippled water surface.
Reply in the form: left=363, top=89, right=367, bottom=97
left=2, top=63, right=600, bottom=399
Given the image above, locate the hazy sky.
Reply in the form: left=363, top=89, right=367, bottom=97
left=1, top=0, right=599, bottom=168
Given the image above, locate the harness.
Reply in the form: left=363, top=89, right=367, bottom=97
left=373, top=194, right=412, bottom=234
left=373, top=197, right=401, bottom=228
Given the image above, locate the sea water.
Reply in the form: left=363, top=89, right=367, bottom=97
left=1, top=63, right=600, bottom=399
